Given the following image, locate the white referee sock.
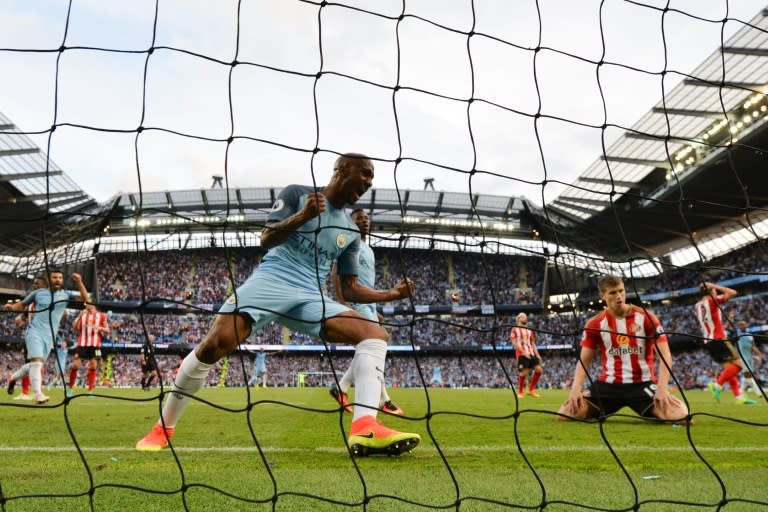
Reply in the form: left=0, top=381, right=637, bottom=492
left=160, top=351, right=212, bottom=428
left=28, top=362, right=43, bottom=395
left=11, top=363, right=30, bottom=383
left=351, top=339, right=387, bottom=422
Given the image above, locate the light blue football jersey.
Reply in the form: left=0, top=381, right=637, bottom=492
left=23, top=288, right=77, bottom=341
left=259, top=184, right=360, bottom=287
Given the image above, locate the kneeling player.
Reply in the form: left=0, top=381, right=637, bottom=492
left=557, top=275, right=689, bottom=423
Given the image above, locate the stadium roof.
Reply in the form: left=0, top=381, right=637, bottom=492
left=533, top=8, right=768, bottom=261
left=4, top=9, right=768, bottom=272
left=108, top=186, right=530, bottom=242
left=0, top=111, right=107, bottom=257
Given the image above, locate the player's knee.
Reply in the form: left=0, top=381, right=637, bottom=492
left=364, top=323, right=388, bottom=341
left=199, top=334, right=237, bottom=360
left=200, top=319, right=249, bottom=360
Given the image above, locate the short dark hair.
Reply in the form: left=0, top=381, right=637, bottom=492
left=350, top=208, right=365, bottom=215
left=597, top=274, right=623, bottom=293
left=334, top=153, right=371, bottom=173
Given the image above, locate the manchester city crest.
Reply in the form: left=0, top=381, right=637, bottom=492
left=336, top=234, right=346, bottom=248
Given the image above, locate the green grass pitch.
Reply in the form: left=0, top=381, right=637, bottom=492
left=1, top=387, right=766, bottom=511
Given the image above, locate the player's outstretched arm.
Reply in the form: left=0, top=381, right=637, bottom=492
left=3, top=299, right=25, bottom=313
left=72, top=273, right=90, bottom=304
left=330, top=262, right=349, bottom=305
left=337, top=275, right=414, bottom=304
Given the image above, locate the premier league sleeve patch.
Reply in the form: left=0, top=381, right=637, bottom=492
left=270, top=199, right=285, bottom=212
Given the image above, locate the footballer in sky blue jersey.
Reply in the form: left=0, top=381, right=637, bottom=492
left=5, top=270, right=90, bottom=403
left=137, top=153, right=421, bottom=456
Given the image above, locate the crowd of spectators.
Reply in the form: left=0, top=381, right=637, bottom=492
left=643, top=240, right=768, bottom=294
left=97, top=249, right=262, bottom=307
left=97, top=248, right=544, bottom=309
left=373, top=249, right=543, bottom=306
left=2, top=244, right=767, bottom=392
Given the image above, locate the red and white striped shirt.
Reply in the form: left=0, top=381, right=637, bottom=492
left=76, top=310, right=107, bottom=348
left=581, top=305, right=667, bottom=384
left=510, top=326, right=536, bottom=358
left=694, top=295, right=727, bottom=341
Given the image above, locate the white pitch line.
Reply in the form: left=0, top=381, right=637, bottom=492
left=1, top=445, right=767, bottom=454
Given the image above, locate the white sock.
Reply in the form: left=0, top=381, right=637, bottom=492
left=338, top=364, right=354, bottom=393
left=351, top=339, right=387, bottom=422
left=380, top=382, right=391, bottom=405
left=11, top=363, right=30, bottom=382
left=28, top=362, right=43, bottom=395
left=161, top=351, right=212, bottom=428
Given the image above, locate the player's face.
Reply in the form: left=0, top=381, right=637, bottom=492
left=517, top=314, right=527, bottom=326
left=600, top=282, right=626, bottom=315
left=341, top=160, right=374, bottom=204
left=32, top=278, right=46, bottom=290
left=49, top=272, right=64, bottom=290
left=351, top=210, right=370, bottom=235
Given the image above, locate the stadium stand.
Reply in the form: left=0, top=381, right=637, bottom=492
left=2, top=245, right=766, bottom=393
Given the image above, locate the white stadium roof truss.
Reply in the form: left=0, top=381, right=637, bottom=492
left=548, top=8, right=768, bottom=268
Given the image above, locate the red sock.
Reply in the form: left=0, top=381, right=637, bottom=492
left=529, top=371, right=541, bottom=391
left=728, top=376, right=741, bottom=397
left=21, top=376, right=30, bottom=394
left=87, top=368, right=97, bottom=391
left=716, top=364, right=740, bottom=387
left=518, top=376, right=526, bottom=394
left=69, top=368, right=78, bottom=388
